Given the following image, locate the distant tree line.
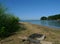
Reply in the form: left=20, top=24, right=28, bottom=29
left=40, top=16, right=47, bottom=20
left=40, top=14, right=60, bottom=20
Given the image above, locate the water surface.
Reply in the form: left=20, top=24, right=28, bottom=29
left=20, top=20, right=60, bottom=28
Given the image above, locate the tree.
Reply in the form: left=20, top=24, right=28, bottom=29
left=47, top=14, right=60, bottom=20
left=40, top=16, right=47, bottom=20
left=0, top=4, right=21, bottom=38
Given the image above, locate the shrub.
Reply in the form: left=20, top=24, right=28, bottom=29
left=0, top=4, right=20, bottom=38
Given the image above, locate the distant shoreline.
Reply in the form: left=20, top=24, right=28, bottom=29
left=19, top=22, right=60, bottom=30
left=20, top=20, right=60, bottom=29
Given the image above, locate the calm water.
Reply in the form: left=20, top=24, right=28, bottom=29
left=20, top=20, right=60, bottom=28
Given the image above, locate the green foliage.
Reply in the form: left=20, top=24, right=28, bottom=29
left=48, top=14, right=60, bottom=20
left=40, top=14, right=60, bottom=20
left=0, top=4, right=7, bottom=14
left=40, top=16, right=47, bottom=20
left=0, top=4, right=20, bottom=38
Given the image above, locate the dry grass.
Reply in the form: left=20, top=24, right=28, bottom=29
left=0, top=22, right=60, bottom=44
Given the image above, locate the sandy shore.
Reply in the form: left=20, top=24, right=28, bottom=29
left=0, top=22, right=60, bottom=44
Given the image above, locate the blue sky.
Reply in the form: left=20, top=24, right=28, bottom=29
left=0, top=0, right=60, bottom=20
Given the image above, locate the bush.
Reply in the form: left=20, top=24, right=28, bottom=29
left=0, top=4, right=20, bottom=38
left=40, top=16, right=47, bottom=20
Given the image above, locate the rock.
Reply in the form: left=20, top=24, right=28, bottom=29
left=28, top=33, right=46, bottom=41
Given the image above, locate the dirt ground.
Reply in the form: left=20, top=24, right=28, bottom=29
left=0, top=22, right=60, bottom=44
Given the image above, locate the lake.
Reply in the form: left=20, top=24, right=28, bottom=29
left=20, top=20, right=60, bottom=28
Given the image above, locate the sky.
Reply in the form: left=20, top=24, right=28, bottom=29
left=0, top=0, right=60, bottom=20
